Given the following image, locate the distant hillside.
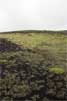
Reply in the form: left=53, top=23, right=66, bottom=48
left=0, top=30, right=67, bottom=34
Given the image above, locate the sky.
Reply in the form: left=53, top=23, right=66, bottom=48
left=0, top=0, right=67, bottom=32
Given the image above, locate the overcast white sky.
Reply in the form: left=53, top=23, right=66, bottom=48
left=0, top=0, right=67, bottom=32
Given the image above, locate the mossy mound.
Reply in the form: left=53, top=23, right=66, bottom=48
left=45, top=66, right=66, bottom=99
left=48, top=66, right=65, bottom=74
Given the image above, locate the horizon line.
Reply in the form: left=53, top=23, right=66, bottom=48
left=0, top=29, right=67, bottom=33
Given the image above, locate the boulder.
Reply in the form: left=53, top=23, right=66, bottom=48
left=45, top=67, right=67, bottom=99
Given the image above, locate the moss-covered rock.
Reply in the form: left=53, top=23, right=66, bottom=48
left=45, top=66, right=66, bottom=99
left=48, top=66, right=65, bottom=74
left=0, top=51, right=67, bottom=101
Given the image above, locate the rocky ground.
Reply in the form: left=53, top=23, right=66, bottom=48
left=0, top=36, right=67, bottom=101
left=0, top=38, right=23, bottom=52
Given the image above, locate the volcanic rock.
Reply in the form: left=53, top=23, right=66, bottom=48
left=0, top=38, right=22, bottom=52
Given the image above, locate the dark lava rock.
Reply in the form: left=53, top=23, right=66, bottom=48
left=0, top=38, right=22, bottom=52
left=45, top=71, right=67, bottom=100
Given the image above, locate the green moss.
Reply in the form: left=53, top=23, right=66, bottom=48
left=1, top=97, right=13, bottom=101
left=0, top=59, right=7, bottom=64
left=48, top=66, right=65, bottom=74
left=13, top=84, right=31, bottom=97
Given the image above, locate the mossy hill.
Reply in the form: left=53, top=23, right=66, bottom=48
left=0, top=31, right=67, bottom=101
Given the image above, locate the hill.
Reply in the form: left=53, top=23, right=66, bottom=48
left=0, top=31, right=67, bottom=101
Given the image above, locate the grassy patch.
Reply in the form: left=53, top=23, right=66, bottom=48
left=0, top=32, right=67, bottom=70
left=48, top=66, right=65, bottom=74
